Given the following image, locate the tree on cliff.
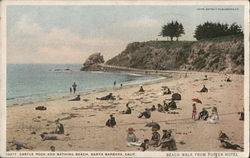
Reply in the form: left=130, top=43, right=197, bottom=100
left=194, top=22, right=243, bottom=40
left=160, top=21, right=185, bottom=41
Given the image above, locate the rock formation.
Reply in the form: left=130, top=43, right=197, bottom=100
left=80, top=53, right=105, bottom=71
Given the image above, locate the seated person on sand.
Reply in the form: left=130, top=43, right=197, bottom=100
left=40, top=134, right=58, bottom=141
left=106, top=114, right=116, bottom=128
left=226, top=77, right=232, bottom=82
left=160, top=130, right=177, bottom=151
left=165, top=99, right=177, bottom=111
left=200, top=85, right=208, bottom=93
left=138, top=108, right=151, bottom=118
left=68, top=95, right=80, bottom=101
left=208, top=107, right=219, bottom=124
left=140, top=139, right=149, bottom=151
left=162, top=87, right=171, bottom=95
left=238, top=109, right=244, bottom=120
left=204, top=75, right=208, bottom=80
left=148, top=128, right=161, bottom=147
left=157, top=104, right=165, bottom=113
left=218, top=131, right=229, bottom=141
left=150, top=105, right=156, bottom=111
left=54, top=120, right=64, bottom=134
left=220, top=139, right=243, bottom=150
left=120, top=103, right=132, bottom=114
left=126, top=128, right=141, bottom=147
left=138, top=85, right=145, bottom=93
left=9, top=140, right=32, bottom=150
left=96, top=93, right=115, bottom=100
left=198, top=108, right=209, bottom=120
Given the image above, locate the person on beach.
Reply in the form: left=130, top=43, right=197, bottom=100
left=10, top=141, right=32, bottom=150
left=106, top=114, right=116, bottom=128
left=150, top=105, right=156, bottom=111
left=162, top=87, right=171, bottom=95
left=157, top=104, right=165, bottom=113
left=218, top=131, right=229, bottom=141
left=138, top=85, right=145, bottom=93
left=96, top=93, right=115, bottom=100
left=68, top=95, right=81, bottom=101
left=40, top=134, right=58, bottom=141
left=120, top=83, right=123, bottom=88
left=55, top=121, right=64, bottom=134
left=149, top=128, right=160, bottom=146
left=165, top=99, right=177, bottom=111
left=72, top=82, right=77, bottom=94
left=114, top=81, right=116, bottom=86
left=200, top=85, right=208, bottom=93
left=226, top=77, right=232, bottom=82
left=160, top=130, right=177, bottom=151
left=208, top=107, right=219, bottom=124
left=70, top=87, right=72, bottom=93
left=140, top=139, right=149, bottom=151
left=220, top=139, right=243, bottom=150
left=238, top=111, right=244, bottom=120
left=198, top=108, right=209, bottom=120
left=50, top=146, right=56, bottom=152
left=204, top=75, right=208, bottom=80
left=120, top=103, right=132, bottom=114
left=126, top=128, right=141, bottom=147
left=138, top=108, right=151, bottom=118
left=192, top=103, right=197, bottom=120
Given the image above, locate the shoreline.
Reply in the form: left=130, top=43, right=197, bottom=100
left=7, top=72, right=169, bottom=107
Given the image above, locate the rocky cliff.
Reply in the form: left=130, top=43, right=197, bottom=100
left=106, top=36, right=244, bottom=74
left=80, top=53, right=105, bottom=71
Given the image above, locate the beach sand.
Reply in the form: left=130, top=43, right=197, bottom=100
left=6, top=71, right=244, bottom=152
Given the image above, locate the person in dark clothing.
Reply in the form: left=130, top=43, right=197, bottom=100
left=160, top=130, right=177, bottom=151
left=72, top=82, right=77, bottom=94
left=165, top=99, right=177, bottom=111
left=140, top=139, right=149, bottom=151
left=198, top=108, right=209, bottom=120
left=68, top=95, right=80, bottom=101
left=106, top=114, right=116, bottom=128
left=218, top=131, right=229, bottom=140
left=55, top=121, right=64, bottom=134
left=149, top=128, right=161, bottom=146
left=70, top=87, right=72, bottom=93
left=238, top=112, right=244, bottom=120
left=96, top=93, right=115, bottom=100
left=138, top=85, right=145, bottom=92
left=220, top=140, right=243, bottom=150
left=200, top=85, right=208, bottom=92
left=114, top=81, right=116, bottom=86
left=150, top=105, right=156, bottom=111
left=157, top=104, right=165, bottom=113
left=138, top=108, right=151, bottom=118
left=120, top=103, right=132, bottom=114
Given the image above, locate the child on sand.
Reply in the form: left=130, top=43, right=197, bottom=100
left=192, top=103, right=197, bottom=120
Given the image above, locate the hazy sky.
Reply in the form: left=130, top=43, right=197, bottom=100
left=7, top=5, right=244, bottom=64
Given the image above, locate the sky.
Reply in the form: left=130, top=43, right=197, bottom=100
left=7, top=5, right=244, bottom=64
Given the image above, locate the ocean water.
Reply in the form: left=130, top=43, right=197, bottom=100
left=7, top=64, right=162, bottom=104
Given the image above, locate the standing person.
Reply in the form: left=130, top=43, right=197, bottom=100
left=120, top=83, right=123, bottom=88
left=192, top=103, right=197, bottom=120
left=72, top=82, right=77, bottom=94
left=114, top=81, right=116, bottom=86
left=70, top=87, right=72, bottom=93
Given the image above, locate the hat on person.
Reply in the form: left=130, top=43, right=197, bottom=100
left=162, top=130, right=168, bottom=133
left=127, top=128, right=135, bottom=132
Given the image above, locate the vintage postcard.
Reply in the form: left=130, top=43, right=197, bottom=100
left=0, top=0, right=249, bottom=158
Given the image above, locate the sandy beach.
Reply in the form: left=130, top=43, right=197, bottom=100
left=6, top=71, right=244, bottom=152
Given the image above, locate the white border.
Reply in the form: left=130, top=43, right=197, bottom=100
left=0, top=0, right=249, bottom=158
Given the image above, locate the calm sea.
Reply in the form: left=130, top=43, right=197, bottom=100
left=7, top=64, right=162, bottom=104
